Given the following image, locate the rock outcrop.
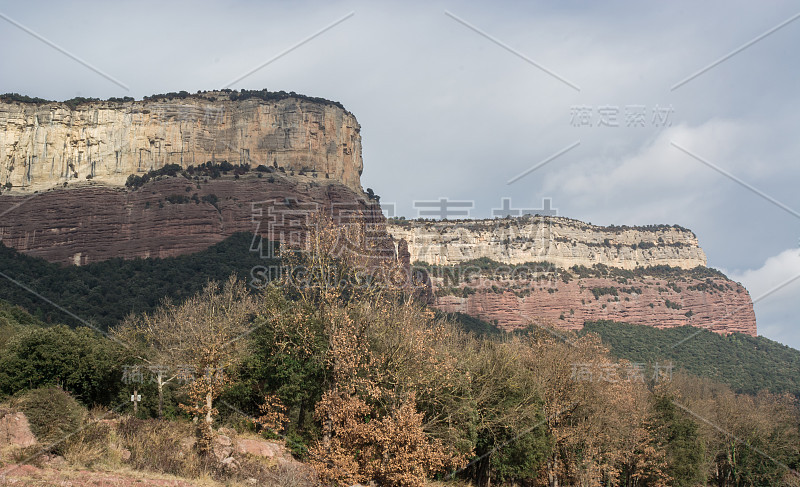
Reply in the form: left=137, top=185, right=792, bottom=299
left=0, top=91, right=756, bottom=338
left=388, top=217, right=706, bottom=270
left=0, top=408, right=36, bottom=449
left=0, top=173, right=383, bottom=265
left=432, top=273, right=756, bottom=336
left=389, top=217, right=756, bottom=336
left=0, top=92, right=363, bottom=193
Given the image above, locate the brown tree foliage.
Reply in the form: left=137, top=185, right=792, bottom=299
left=310, top=390, right=455, bottom=487
left=261, top=211, right=467, bottom=486
left=115, top=277, right=255, bottom=453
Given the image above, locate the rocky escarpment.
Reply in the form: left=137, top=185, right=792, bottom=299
left=0, top=91, right=756, bottom=338
left=387, top=217, right=706, bottom=270
left=391, top=217, right=756, bottom=336
left=0, top=172, right=385, bottom=265
left=431, top=270, right=756, bottom=336
left=0, top=91, right=362, bottom=193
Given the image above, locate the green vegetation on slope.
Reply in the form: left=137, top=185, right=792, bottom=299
left=0, top=216, right=796, bottom=485
left=0, top=88, right=348, bottom=112
left=435, top=310, right=503, bottom=337
left=582, top=320, right=800, bottom=397
left=0, top=298, right=45, bottom=349
left=0, top=233, right=277, bottom=331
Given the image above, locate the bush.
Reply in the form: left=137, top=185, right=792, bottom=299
left=114, top=417, right=299, bottom=483
left=591, top=286, right=618, bottom=300
left=0, top=93, right=51, bottom=104
left=125, top=164, right=183, bottom=189
left=63, top=421, right=112, bottom=467
left=165, top=194, right=191, bottom=204
left=116, top=417, right=202, bottom=477
left=0, top=325, right=123, bottom=405
left=201, top=194, right=219, bottom=207
left=13, top=387, right=86, bottom=454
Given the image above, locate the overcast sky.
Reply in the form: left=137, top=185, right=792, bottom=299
left=1, top=0, right=798, bottom=350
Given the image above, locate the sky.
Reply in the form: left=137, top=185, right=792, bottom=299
left=1, top=0, right=798, bottom=349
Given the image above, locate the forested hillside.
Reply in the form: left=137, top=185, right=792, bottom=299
left=583, top=320, right=800, bottom=397
left=0, top=233, right=276, bottom=330
left=0, top=217, right=798, bottom=486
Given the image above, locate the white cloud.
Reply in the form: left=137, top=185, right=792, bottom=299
left=727, top=249, right=800, bottom=350
left=728, top=248, right=800, bottom=301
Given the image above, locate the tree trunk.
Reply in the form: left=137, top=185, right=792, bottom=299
left=205, top=391, right=213, bottom=424
left=548, top=454, right=560, bottom=487
left=323, top=418, right=332, bottom=448
left=477, top=453, right=491, bottom=487
left=157, top=372, right=164, bottom=419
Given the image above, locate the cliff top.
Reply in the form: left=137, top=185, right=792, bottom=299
left=0, top=89, right=363, bottom=193
left=0, top=88, right=350, bottom=114
left=387, top=215, right=695, bottom=237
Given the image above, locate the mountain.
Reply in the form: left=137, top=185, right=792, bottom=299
left=0, top=90, right=362, bottom=193
left=0, top=90, right=756, bottom=339
left=389, top=217, right=756, bottom=336
left=0, top=91, right=386, bottom=265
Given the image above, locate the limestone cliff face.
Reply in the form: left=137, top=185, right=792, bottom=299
left=390, top=217, right=755, bottom=336
left=387, top=217, right=706, bottom=270
left=0, top=93, right=363, bottom=193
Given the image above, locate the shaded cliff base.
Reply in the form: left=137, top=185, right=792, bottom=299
left=0, top=169, right=384, bottom=266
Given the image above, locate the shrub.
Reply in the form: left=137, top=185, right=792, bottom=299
left=116, top=417, right=202, bottom=477
left=0, top=325, right=122, bottom=405
left=13, top=387, right=86, bottom=454
left=201, top=194, right=219, bottom=208
left=165, top=194, right=191, bottom=204
left=591, top=286, right=618, bottom=300
left=63, top=421, right=112, bottom=467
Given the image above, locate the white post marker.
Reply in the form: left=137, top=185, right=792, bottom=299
left=131, top=390, right=141, bottom=414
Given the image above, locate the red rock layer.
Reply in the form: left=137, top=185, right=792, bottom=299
left=433, top=275, right=757, bottom=336
left=0, top=174, right=385, bottom=265
left=0, top=180, right=758, bottom=338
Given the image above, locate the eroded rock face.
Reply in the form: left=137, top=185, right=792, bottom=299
left=432, top=274, right=757, bottom=336
left=0, top=93, right=363, bottom=193
left=0, top=174, right=383, bottom=265
left=392, top=217, right=756, bottom=336
left=0, top=409, right=37, bottom=448
left=387, top=217, right=706, bottom=270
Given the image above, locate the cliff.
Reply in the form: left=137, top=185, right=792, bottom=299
left=432, top=272, right=756, bottom=336
left=0, top=172, right=382, bottom=265
left=387, top=217, right=706, bottom=270
left=0, top=91, right=363, bottom=193
left=389, top=218, right=756, bottom=336
left=0, top=91, right=756, bottom=338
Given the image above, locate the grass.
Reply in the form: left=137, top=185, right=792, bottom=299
left=1, top=387, right=318, bottom=485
